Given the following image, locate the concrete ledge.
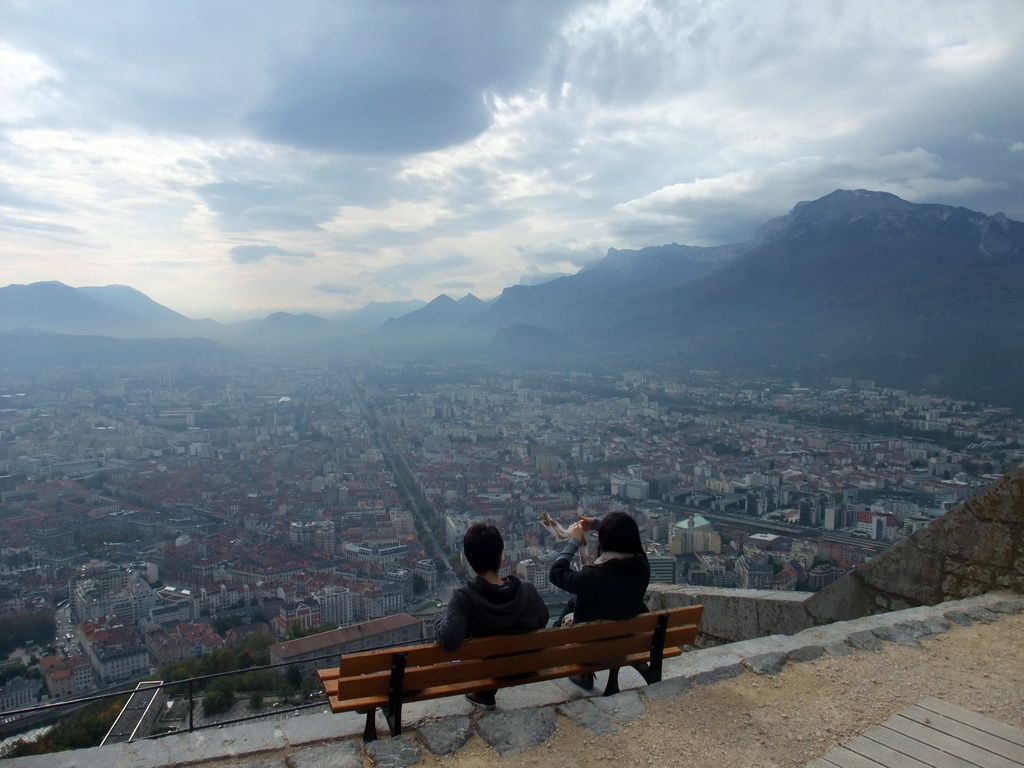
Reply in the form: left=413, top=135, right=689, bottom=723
left=6, top=592, right=1022, bottom=768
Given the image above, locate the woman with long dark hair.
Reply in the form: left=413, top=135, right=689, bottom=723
left=548, top=511, right=650, bottom=690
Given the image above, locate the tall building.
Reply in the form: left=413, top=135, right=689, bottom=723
left=647, top=554, right=677, bottom=584
left=315, top=586, right=355, bottom=627
left=735, top=553, right=774, bottom=589
left=517, top=559, right=556, bottom=595
left=669, top=514, right=721, bottom=555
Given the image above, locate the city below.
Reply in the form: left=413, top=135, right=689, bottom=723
left=1, top=356, right=1022, bottom=742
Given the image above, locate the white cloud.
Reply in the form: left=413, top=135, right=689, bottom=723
left=229, top=244, right=316, bottom=264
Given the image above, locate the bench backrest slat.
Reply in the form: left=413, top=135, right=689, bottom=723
left=327, top=627, right=695, bottom=701
left=319, top=606, right=702, bottom=703
left=321, top=604, right=702, bottom=680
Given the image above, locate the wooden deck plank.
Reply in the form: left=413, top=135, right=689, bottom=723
left=880, top=718, right=1021, bottom=768
left=915, top=698, right=1024, bottom=749
left=897, top=706, right=1024, bottom=765
left=804, top=758, right=848, bottom=768
left=864, top=724, right=980, bottom=768
left=840, top=733, right=936, bottom=768
left=810, top=747, right=887, bottom=768
left=808, top=698, right=1024, bottom=768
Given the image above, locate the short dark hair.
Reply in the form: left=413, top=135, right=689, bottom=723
left=597, top=512, right=644, bottom=555
left=463, top=522, right=504, bottom=574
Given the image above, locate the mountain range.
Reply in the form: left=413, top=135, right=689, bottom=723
left=2, top=189, right=1023, bottom=404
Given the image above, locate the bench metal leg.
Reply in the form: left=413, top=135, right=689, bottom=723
left=384, top=651, right=407, bottom=737
left=602, top=667, right=621, bottom=696
left=648, top=613, right=669, bottom=683
left=361, top=710, right=377, bottom=742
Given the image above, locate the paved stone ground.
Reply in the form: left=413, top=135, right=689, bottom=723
left=7, top=592, right=1022, bottom=768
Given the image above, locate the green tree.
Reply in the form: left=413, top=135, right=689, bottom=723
left=286, top=664, right=303, bottom=691
left=202, top=688, right=233, bottom=717
left=248, top=690, right=264, bottom=710
left=5, top=695, right=125, bottom=756
left=0, top=612, right=57, bottom=656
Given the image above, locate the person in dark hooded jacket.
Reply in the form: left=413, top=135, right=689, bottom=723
left=433, top=522, right=549, bottom=709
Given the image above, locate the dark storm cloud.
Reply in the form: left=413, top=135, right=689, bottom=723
left=0, top=1, right=582, bottom=157
left=244, top=2, right=582, bottom=155
left=229, top=245, right=315, bottom=264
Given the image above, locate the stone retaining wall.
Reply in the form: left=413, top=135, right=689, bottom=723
left=644, top=584, right=815, bottom=642
left=804, top=465, right=1024, bottom=623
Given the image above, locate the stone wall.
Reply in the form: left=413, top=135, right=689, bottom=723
left=645, top=585, right=815, bottom=642
left=804, top=466, right=1024, bottom=624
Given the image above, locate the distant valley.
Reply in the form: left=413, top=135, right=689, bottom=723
left=2, top=189, right=1023, bottom=406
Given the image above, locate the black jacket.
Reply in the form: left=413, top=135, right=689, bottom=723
left=433, top=574, right=549, bottom=651
left=549, top=541, right=650, bottom=624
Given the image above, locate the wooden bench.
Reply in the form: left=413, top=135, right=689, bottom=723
left=317, top=604, right=703, bottom=741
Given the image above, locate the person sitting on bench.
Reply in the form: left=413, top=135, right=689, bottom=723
left=549, top=511, right=651, bottom=690
left=433, top=522, right=550, bottom=709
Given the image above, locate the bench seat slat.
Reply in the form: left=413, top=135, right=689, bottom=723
left=325, top=648, right=685, bottom=713
left=318, top=605, right=704, bottom=726
left=318, top=605, right=703, bottom=683
left=324, top=628, right=696, bottom=700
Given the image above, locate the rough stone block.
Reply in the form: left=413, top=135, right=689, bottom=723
left=988, top=598, right=1024, bottom=614
left=872, top=624, right=924, bottom=649
left=743, top=651, right=787, bottom=676
left=414, top=716, right=473, bottom=756
left=944, top=610, right=973, bottom=626
left=963, top=605, right=1000, bottom=623
left=786, top=645, right=825, bottom=663
left=920, top=615, right=952, bottom=635
left=640, top=676, right=693, bottom=701
left=846, top=630, right=883, bottom=652
left=590, top=691, right=646, bottom=723
left=557, top=699, right=622, bottom=735
left=895, top=620, right=931, bottom=638
left=364, top=735, right=421, bottom=768
left=821, top=641, right=853, bottom=657
left=476, top=706, right=557, bottom=756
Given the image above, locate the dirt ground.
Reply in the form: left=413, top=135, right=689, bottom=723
left=420, top=610, right=1024, bottom=768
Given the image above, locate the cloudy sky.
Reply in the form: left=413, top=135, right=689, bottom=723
left=2, top=1, right=1023, bottom=321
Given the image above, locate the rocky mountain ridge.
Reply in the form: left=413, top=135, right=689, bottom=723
left=3, top=189, right=1022, bottom=403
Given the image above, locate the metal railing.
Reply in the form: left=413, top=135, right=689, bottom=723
left=0, top=652, right=338, bottom=760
